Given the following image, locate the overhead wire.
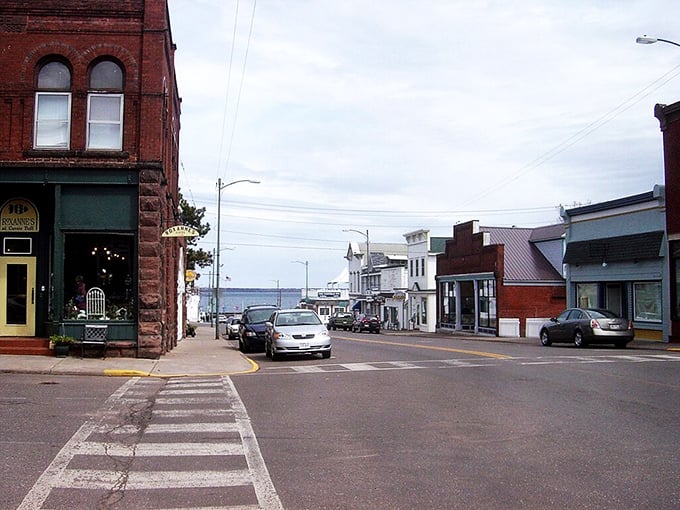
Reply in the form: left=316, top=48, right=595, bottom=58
left=222, top=0, right=257, bottom=180
left=458, top=62, right=680, bottom=207
left=215, top=0, right=241, bottom=182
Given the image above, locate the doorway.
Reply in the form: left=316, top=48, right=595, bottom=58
left=605, top=283, right=623, bottom=316
left=0, top=257, right=36, bottom=336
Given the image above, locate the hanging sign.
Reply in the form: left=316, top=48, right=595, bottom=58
left=162, top=225, right=199, bottom=237
left=0, top=198, right=39, bottom=232
left=185, top=270, right=197, bottom=282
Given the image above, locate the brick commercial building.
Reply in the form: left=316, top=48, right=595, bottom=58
left=436, top=221, right=566, bottom=337
left=0, top=0, right=184, bottom=357
left=655, top=101, right=680, bottom=343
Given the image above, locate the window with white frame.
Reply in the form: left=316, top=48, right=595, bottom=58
left=576, top=283, right=598, bottom=308
left=34, top=61, right=72, bottom=149
left=87, top=60, right=124, bottom=150
left=634, top=281, right=662, bottom=322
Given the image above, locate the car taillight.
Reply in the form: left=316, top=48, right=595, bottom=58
left=590, top=319, right=600, bottom=329
left=627, top=320, right=633, bottom=330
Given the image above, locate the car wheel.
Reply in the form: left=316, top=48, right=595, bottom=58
left=574, top=330, right=587, bottom=348
left=540, top=329, right=551, bottom=346
left=272, top=352, right=281, bottom=361
left=265, top=341, right=271, bottom=358
left=322, top=350, right=331, bottom=359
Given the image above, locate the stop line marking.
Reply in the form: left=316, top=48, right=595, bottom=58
left=262, top=353, right=680, bottom=374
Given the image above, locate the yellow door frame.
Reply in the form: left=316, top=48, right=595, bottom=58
left=0, top=256, right=36, bottom=337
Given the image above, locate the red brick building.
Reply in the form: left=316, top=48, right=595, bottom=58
left=0, top=0, right=183, bottom=357
left=436, top=221, right=566, bottom=337
left=655, top=101, right=680, bottom=343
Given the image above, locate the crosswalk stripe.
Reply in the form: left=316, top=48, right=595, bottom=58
left=72, top=441, right=244, bottom=456
left=153, top=408, right=234, bottom=417
left=55, top=468, right=252, bottom=489
left=155, top=396, right=227, bottom=404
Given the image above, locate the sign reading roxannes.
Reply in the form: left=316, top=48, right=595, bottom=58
left=0, top=198, right=39, bottom=232
left=161, top=225, right=200, bottom=237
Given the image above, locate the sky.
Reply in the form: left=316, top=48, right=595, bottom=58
left=167, top=0, right=680, bottom=290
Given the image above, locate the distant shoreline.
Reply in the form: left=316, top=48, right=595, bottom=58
left=197, top=287, right=301, bottom=292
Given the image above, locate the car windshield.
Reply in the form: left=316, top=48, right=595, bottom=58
left=247, top=309, right=277, bottom=323
left=275, top=312, right=321, bottom=326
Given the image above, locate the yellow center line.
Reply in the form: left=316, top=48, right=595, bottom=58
left=334, top=335, right=512, bottom=359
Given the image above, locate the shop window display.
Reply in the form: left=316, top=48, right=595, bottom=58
left=63, top=233, right=135, bottom=320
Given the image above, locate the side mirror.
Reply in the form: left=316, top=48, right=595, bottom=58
left=550, top=317, right=558, bottom=323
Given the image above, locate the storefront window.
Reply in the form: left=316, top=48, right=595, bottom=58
left=63, top=233, right=135, bottom=321
left=440, top=281, right=456, bottom=325
left=478, top=279, right=496, bottom=328
left=633, top=281, right=662, bottom=322
left=576, top=283, right=598, bottom=308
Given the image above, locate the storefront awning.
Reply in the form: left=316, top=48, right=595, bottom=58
left=563, top=231, right=664, bottom=264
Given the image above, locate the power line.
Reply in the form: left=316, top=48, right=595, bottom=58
left=459, top=62, right=680, bottom=207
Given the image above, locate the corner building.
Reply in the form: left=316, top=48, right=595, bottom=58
left=0, top=0, right=183, bottom=357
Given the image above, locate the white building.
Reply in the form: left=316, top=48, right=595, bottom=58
left=345, top=240, right=407, bottom=327
left=404, top=229, right=450, bottom=333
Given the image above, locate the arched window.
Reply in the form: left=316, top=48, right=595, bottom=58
left=87, top=60, right=124, bottom=150
left=34, top=60, right=72, bottom=149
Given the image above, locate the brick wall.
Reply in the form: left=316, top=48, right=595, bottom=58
left=0, top=0, right=183, bottom=358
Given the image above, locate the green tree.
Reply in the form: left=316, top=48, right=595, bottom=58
left=178, top=194, right=212, bottom=271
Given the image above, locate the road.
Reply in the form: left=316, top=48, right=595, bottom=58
left=237, top=333, right=680, bottom=509
left=2, top=332, right=679, bottom=509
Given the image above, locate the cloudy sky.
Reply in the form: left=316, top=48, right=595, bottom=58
left=168, top=0, right=680, bottom=290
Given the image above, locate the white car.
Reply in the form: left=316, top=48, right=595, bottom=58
left=264, top=309, right=331, bottom=361
left=227, top=317, right=241, bottom=339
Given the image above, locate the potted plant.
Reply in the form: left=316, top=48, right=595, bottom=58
left=50, top=334, right=77, bottom=357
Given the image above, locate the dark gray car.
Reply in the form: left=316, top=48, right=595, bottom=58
left=539, top=308, right=634, bottom=348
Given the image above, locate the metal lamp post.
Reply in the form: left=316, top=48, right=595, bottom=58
left=293, top=261, right=309, bottom=302
left=636, top=35, right=680, bottom=48
left=343, top=228, right=371, bottom=292
left=270, top=279, right=281, bottom=307
left=215, top=178, right=259, bottom=338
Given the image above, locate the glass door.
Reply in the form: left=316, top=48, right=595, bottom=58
left=0, top=257, right=36, bottom=336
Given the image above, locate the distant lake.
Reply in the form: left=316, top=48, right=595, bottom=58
left=198, top=287, right=302, bottom=315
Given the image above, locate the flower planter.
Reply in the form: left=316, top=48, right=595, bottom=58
left=54, top=344, right=70, bottom=357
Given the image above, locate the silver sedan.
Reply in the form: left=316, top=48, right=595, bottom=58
left=265, top=309, right=332, bottom=360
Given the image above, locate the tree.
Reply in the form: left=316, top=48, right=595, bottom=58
left=178, top=194, right=212, bottom=270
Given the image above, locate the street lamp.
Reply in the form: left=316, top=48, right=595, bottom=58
left=270, top=279, right=281, bottom=307
left=215, top=178, right=259, bottom=338
left=636, top=35, right=680, bottom=48
left=343, top=228, right=371, bottom=296
left=292, top=260, right=309, bottom=301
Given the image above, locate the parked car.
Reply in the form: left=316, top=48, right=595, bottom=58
left=352, top=313, right=381, bottom=333
left=265, top=309, right=332, bottom=360
left=239, top=305, right=279, bottom=352
left=539, top=308, right=634, bottom=348
left=227, top=317, right=240, bottom=339
left=327, top=311, right=354, bottom=331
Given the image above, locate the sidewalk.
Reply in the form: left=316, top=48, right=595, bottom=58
left=0, top=324, right=255, bottom=378
left=0, top=325, right=675, bottom=378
